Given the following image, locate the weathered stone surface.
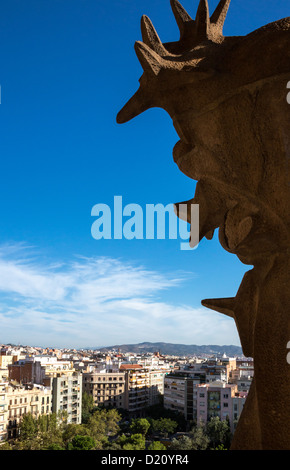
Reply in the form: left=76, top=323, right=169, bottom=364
left=117, top=0, right=290, bottom=450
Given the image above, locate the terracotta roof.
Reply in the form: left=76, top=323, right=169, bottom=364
left=119, top=364, right=142, bottom=370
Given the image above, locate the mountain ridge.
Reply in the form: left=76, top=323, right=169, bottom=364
left=96, top=341, right=243, bottom=357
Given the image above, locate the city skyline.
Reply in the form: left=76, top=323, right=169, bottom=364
left=0, top=0, right=288, bottom=348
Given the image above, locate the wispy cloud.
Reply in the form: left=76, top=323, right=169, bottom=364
left=0, top=243, right=240, bottom=348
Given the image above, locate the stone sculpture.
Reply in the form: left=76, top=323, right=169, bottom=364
left=117, top=0, right=290, bottom=450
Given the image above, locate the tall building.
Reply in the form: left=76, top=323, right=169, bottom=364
left=122, top=365, right=150, bottom=416
left=148, top=370, right=166, bottom=406
left=50, top=373, right=82, bottom=425
left=164, top=373, right=200, bottom=421
left=0, top=383, right=8, bottom=443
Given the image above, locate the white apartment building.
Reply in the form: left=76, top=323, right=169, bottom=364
left=51, top=373, right=82, bottom=424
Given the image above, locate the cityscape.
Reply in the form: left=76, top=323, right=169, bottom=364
left=0, top=341, right=253, bottom=450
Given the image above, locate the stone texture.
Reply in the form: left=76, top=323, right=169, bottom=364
left=117, top=0, right=290, bottom=450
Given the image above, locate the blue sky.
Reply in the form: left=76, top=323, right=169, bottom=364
left=0, top=0, right=288, bottom=349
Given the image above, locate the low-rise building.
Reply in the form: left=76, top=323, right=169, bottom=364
left=8, top=355, right=75, bottom=386
left=196, top=380, right=247, bottom=432
left=5, top=383, right=52, bottom=440
left=83, top=371, right=126, bottom=409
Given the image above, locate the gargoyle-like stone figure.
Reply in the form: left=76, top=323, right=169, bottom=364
left=117, top=0, right=290, bottom=450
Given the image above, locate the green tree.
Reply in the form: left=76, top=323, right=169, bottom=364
left=151, top=418, right=178, bottom=437
left=68, top=435, right=96, bottom=450
left=86, top=408, right=120, bottom=441
left=46, top=443, right=65, bottom=450
left=169, top=436, right=195, bottom=450
left=130, top=418, right=150, bottom=436
left=145, top=404, right=186, bottom=431
left=19, top=412, right=38, bottom=442
left=61, top=423, right=90, bottom=448
left=82, top=392, right=95, bottom=423
left=117, top=433, right=146, bottom=450
left=18, top=412, right=40, bottom=449
left=206, top=416, right=232, bottom=449
left=104, top=441, right=122, bottom=450
left=16, top=411, right=68, bottom=450
left=0, top=442, right=13, bottom=450
left=148, top=441, right=167, bottom=450
left=103, top=408, right=121, bottom=436
left=37, top=412, right=64, bottom=449
left=190, top=424, right=210, bottom=450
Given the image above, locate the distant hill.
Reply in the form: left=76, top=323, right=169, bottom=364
left=97, top=342, right=243, bottom=357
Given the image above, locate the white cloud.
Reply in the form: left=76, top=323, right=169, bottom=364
left=0, top=243, right=240, bottom=348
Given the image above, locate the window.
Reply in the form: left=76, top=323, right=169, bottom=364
left=223, top=403, right=228, bottom=408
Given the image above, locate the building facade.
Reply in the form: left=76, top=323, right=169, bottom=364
left=83, top=371, right=126, bottom=409
left=51, top=373, right=82, bottom=424
left=5, top=383, right=52, bottom=440
left=164, top=373, right=200, bottom=421
left=196, top=381, right=247, bottom=432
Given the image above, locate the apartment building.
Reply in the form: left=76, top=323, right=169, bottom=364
left=164, top=373, right=200, bottom=420
left=148, top=370, right=166, bottom=406
left=232, top=391, right=247, bottom=431
left=198, top=360, right=231, bottom=383
left=8, top=355, right=75, bottom=386
left=83, top=364, right=167, bottom=416
left=196, top=381, right=247, bottom=432
left=0, top=383, right=8, bottom=443
left=82, top=371, right=126, bottom=409
left=121, top=365, right=150, bottom=416
left=0, top=355, right=19, bottom=382
left=237, top=377, right=252, bottom=392
left=50, top=373, right=82, bottom=424
left=5, top=383, right=52, bottom=440
left=228, top=361, right=253, bottom=392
